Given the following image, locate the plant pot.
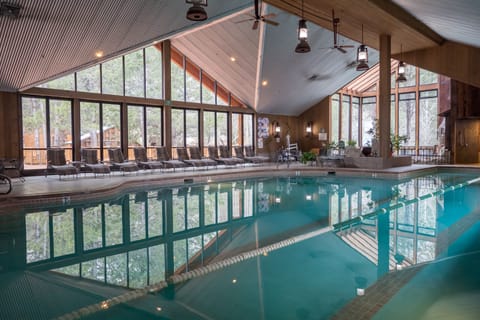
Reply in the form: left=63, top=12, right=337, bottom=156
left=361, top=147, right=372, bottom=157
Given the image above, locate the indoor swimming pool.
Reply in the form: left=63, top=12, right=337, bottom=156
left=1, top=170, right=480, bottom=319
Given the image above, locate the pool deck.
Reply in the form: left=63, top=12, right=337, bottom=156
left=1, top=162, right=480, bottom=210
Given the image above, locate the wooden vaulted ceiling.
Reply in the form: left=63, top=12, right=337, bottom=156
left=2, top=0, right=480, bottom=116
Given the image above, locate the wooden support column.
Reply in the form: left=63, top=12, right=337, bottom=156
left=163, top=40, right=172, bottom=150
left=379, top=34, right=391, bottom=158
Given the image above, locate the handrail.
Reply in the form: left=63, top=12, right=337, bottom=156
left=0, top=174, right=12, bottom=194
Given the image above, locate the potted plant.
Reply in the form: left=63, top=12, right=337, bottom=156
left=390, top=134, right=408, bottom=155
left=300, top=151, right=317, bottom=165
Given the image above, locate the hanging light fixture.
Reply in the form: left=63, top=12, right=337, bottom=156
left=356, top=24, right=369, bottom=71
left=295, top=0, right=311, bottom=53
left=396, top=44, right=407, bottom=82
left=186, top=0, right=208, bottom=21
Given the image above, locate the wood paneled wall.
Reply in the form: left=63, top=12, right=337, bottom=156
left=0, top=92, right=20, bottom=159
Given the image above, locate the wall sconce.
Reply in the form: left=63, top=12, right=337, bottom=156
left=356, top=24, right=369, bottom=71
left=186, top=0, right=208, bottom=21
left=306, top=121, right=313, bottom=137
left=273, top=121, right=281, bottom=143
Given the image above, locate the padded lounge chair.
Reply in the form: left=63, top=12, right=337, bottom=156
left=234, top=146, right=267, bottom=164
left=46, top=148, right=79, bottom=179
left=107, top=148, right=139, bottom=174
left=155, top=146, right=187, bottom=171
left=218, top=146, right=244, bottom=165
left=189, top=146, right=217, bottom=168
left=245, top=146, right=269, bottom=162
left=81, top=149, right=111, bottom=177
left=133, top=147, right=164, bottom=171
left=177, top=147, right=207, bottom=169
left=208, top=146, right=237, bottom=166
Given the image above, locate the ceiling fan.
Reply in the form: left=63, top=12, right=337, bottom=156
left=236, top=0, right=279, bottom=30
left=322, top=10, right=354, bottom=54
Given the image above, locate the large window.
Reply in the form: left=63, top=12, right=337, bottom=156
left=77, top=65, right=100, bottom=93
left=351, top=97, right=360, bottom=144
left=127, top=105, right=163, bottom=159
left=419, top=90, right=439, bottom=146
left=330, top=94, right=340, bottom=143
left=341, top=95, right=350, bottom=142
left=22, top=97, right=73, bottom=169
left=102, top=56, right=123, bottom=95
left=361, top=96, right=377, bottom=147
left=399, top=92, right=416, bottom=146
left=124, top=50, right=145, bottom=98
left=171, top=108, right=199, bottom=156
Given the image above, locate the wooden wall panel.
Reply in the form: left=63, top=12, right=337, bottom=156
left=0, top=92, right=20, bottom=159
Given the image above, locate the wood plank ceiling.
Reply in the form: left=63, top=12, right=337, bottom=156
left=2, top=0, right=480, bottom=116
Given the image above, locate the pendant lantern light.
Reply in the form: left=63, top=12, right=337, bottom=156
left=396, top=44, right=407, bottom=82
left=356, top=24, right=369, bottom=71
left=295, top=0, right=311, bottom=53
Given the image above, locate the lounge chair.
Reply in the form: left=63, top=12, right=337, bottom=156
left=234, top=146, right=268, bottom=164
left=133, top=147, right=164, bottom=171
left=177, top=147, right=207, bottom=169
left=208, top=146, right=238, bottom=166
left=155, top=146, right=187, bottom=171
left=107, top=148, right=139, bottom=174
left=46, top=148, right=80, bottom=179
left=245, top=146, right=269, bottom=162
left=81, top=149, right=111, bottom=177
left=189, top=146, right=217, bottom=168
left=218, top=146, right=244, bottom=165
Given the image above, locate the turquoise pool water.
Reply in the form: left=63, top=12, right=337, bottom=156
left=1, top=172, right=480, bottom=319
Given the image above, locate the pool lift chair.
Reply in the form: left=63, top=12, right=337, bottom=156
left=133, top=147, right=165, bottom=172
left=81, top=148, right=111, bottom=177
left=46, top=148, right=80, bottom=179
left=107, top=148, right=139, bottom=175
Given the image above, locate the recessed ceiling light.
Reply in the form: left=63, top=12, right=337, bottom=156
left=95, top=50, right=104, bottom=58
left=262, top=80, right=268, bottom=86
left=230, top=56, right=236, bottom=62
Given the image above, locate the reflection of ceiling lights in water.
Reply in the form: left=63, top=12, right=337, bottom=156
left=275, top=197, right=281, bottom=203
left=305, top=194, right=312, bottom=201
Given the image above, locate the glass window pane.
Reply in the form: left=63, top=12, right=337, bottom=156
left=419, top=68, right=438, bottom=85
left=204, top=191, right=216, bottom=225
left=341, top=95, right=350, bottom=142
left=26, top=212, right=50, bottom=263
left=218, top=192, right=228, bottom=223
left=171, top=109, right=185, bottom=148
left=128, top=105, right=145, bottom=157
left=102, top=57, right=123, bottom=95
left=125, top=50, right=145, bottom=97
left=243, top=114, right=253, bottom=146
left=82, top=258, right=105, bottom=282
left=171, top=51, right=185, bottom=102
left=188, top=236, right=202, bottom=262
left=186, top=110, right=199, bottom=147
left=362, top=98, right=377, bottom=146
left=391, top=94, right=396, bottom=135
left=331, top=94, right=340, bottom=143
left=49, top=99, right=72, bottom=152
left=202, top=72, right=215, bottom=104
left=105, top=203, right=123, bottom=246
left=351, top=97, right=360, bottom=144
left=232, top=113, right=241, bottom=146
left=186, top=59, right=201, bottom=103
left=38, top=74, right=75, bottom=90
left=399, top=94, right=416, bottom=147
left=145, top=46, right=163, bottom=99
left=217, top=84, right=229, bottom=106
left=146, top=106, right=162, bottom=149
left=216, top=112, right=228, bottom=146
left=419, top=91, right=438, bottom=146
left=203, top=111, right=215, bottom=147
left=77, top=65, right=100, bottom=93
left=399, top=65, right=416, bottom=88
left=53, top=210, right=75, bottom=257
left=80, top=102, right=100, bottom=149
left=173, top=240, right=187, bottom=272
left=22, top=97, right=47, bottom=169
left=102, top=104, right=121, bottom=160
left=83, top=206, right=103, bottom=250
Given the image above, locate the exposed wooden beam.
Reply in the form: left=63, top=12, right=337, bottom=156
left=367, top=0, right=444, bottom=46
